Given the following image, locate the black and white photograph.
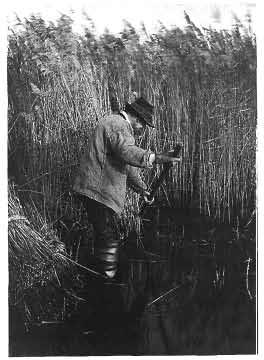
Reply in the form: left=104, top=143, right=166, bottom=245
left=5, top=0, right=259, bottom=356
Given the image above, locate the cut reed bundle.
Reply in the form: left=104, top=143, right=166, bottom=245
left=8, top=184, right=74, bottom=312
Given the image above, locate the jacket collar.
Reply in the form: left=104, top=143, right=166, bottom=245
left=119, top=111, right=133, bottom=134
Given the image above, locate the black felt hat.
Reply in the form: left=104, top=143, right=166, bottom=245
left=125, top=97, right=155, bottom=128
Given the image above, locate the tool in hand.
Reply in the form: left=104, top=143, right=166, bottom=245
left=139, top=144, right=183, bottom=216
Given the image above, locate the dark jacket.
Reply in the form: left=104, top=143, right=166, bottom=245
left=73, top=113, right=152, bottom=214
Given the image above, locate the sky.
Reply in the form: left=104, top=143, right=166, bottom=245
left=6, top=0, right=257, bottom=35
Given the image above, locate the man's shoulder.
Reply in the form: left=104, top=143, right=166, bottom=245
left=100, top=113, right=130, bottom=132
left=103, top=113, right=122, bottom=123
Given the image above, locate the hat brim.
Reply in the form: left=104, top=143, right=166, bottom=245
left=125, top=103, right=155, bottom=128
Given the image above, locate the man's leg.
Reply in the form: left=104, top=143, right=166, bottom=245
left=85, top=198, right=120, bottom=279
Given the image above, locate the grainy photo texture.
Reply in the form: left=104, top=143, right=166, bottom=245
left=7, top=0, right=257, bottom=356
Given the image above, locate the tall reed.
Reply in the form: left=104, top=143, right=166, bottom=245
left=8, top=13, right=256, bottom=235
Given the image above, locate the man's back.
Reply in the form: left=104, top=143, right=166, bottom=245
left=73, top=113, right=149, bottom=214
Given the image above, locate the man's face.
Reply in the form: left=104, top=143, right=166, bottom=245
left=131, top=116, right=146, bottom=136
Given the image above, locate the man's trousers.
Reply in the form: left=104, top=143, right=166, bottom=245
left=76, top=194, right=120, bottom=278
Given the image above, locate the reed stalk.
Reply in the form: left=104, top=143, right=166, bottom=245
left=8, top=13, right=256, bottom=234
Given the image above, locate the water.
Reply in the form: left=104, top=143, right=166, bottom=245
left=9, top=206, right=256, bottom=356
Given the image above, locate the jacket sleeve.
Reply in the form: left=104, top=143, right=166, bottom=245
left=126, top=165, right=148, bottom=194
left=107, top=121, right=152, bottom=168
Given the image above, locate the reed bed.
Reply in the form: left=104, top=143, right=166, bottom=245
left=8, top=13, right=256, bottom=233
left=7, top=14, right=256, bottom=351
left=7, top=11, right=256, bottom=286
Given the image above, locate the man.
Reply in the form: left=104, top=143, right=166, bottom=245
left=73, top=97, right=180, bottom=279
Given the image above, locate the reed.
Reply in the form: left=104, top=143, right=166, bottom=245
left=8, top=183, right=76, bottom=324
left=8, top=13, right=256, bottom=234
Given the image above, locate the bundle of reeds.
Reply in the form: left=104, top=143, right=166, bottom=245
left=8, top=183, right=76, bottom=322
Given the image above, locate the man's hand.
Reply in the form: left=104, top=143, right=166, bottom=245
left=142, top=190, right=154, bottom=205
left=155, top=152, right=182, bottom=165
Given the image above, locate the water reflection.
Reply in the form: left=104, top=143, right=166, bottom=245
left=122, top=206, right=256, bottom=355
left=9, top=206, right=256, bottom=356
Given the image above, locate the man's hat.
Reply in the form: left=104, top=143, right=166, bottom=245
left=125, top=97, right=155, bottom=128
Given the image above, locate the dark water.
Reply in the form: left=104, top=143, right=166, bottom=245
left=9, top=207, right=256, bottom=356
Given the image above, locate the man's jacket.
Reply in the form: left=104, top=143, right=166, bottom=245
left=73, top=113, right=152, bottom=214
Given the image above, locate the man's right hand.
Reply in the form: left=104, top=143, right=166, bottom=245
left=142, top=190, right=155, bottom=205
